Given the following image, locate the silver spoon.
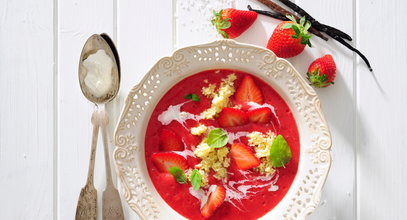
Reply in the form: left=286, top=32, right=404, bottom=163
left=75, top=34, right=123, bottom=220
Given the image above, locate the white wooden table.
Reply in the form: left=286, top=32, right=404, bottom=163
left=1, top=0, right=406, bottom=219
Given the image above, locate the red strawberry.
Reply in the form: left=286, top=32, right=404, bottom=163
left=217, top=107, right=248, bottom=128
left=307, top=54, right=337, bottom=88
left=201, top=185, right=226, bottom=218
left=235, top=75, right=264, bottom=104
left=211, top=9, right=257, bottom=39
left=151, top=152, right=189, bottom=173
left=267, top=15, right=312, bottom=58
left=160, top=129, right=184, bottom=151
left=248, top=107, right=272, bottom=124
left=230, top=143, right=260, bottom=170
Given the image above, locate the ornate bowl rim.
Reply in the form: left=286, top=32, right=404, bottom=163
left=113, top=40, right=332, bottom=220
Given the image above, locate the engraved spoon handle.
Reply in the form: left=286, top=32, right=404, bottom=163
left=86, top=110, right=101, bottom=185
left=75, top=110, right=100, bottom=220
left=100, top=109, right=113, bottom=186
left=100, top=109, right=124, bottom=220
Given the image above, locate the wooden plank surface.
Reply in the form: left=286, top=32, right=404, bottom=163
left=0, top=0, right=55, bottom=219
left=116, top=1, right=174, bottom=219
left=58, top=0, right=115, bottom=219
left=293, top=0, right=356, bottom=219
left=357, top=0, right=407, bottom=219
left=234, top=0, right=356, bottom=219
left=1, top=0, right=407, bottom=219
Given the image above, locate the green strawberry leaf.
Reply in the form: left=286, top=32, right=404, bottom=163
left=286, top=14, right=297, bottom=23
left=169, top=167, right=187, bottom=184
left=304, top=21, right=311, bottom=31
left=221, top=19, right=231, bottom=29
left=269, top=135, right=292, bottom=167
left=285, top=15, right=313, bottom=47
left=207, top=128, right=228, bottom=148
left=283, top=23, right=293, bottom=29
left=291, top=25, right=300, bottom=35
left=211, top=9, right=231, bottom=38
left=300, top=16, right=305, bottom=26
left=219, top=30, right=229, bottom=38
left=306, top=68, right=333, bottom=88
left=184, top=93, right=200, bottom=102
left=189, top=169, right=202, bottom=190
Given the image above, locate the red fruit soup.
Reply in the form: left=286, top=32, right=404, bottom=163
left=145, top=69, right=300, bottom=219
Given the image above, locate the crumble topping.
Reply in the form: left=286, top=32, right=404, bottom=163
left=194, top=139, right=230, bottom=182
left=201, top=84, right=216, bottom=98
left=200, top=74, right=237, bottom=119
left=247, top=131, right=276, bottom=175
left=191, top=124, right=208, bottom=136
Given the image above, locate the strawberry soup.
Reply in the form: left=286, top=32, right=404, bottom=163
left=145, top=69, right=299, bottom=219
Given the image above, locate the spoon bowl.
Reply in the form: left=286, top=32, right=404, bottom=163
left=78, top=34, right=120, bottom=104
left=75, top=33, right=124, bottom=220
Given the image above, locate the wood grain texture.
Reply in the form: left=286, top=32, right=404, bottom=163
left=176, top=0, right=234, bottom=48
left=0, top=0, right=54, bottom=219
left=58, top=0, right=114, bottom=219
left=1, top=0, right=407, bottom=219
left=293, top=1, right=356, bottom=219
left=115, top=1, right=173, bottom=219
left=235, top=0, right=356, bottom=218
left=357, top=0, right=407, bottom=219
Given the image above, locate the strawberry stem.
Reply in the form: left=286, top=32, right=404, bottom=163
left=283, top=15, right=312, bottom=47
left=211, top=10, right=231, bottom=38
left=276, top=0, right=352, bottom=41
left=306, top=68, right=334, bottom=88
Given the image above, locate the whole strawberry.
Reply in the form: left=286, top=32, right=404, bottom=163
left=307, top=54, right=337, bottom=88
left=267, top=15, right=312, bottom=58
left=212, top=9, right=257, bottom=39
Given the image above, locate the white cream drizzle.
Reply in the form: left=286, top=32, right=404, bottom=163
left=223, top=170, right=279, bottom=209
left=157, top=102, right=200, bottom=127
left=189, top=188, right=207, bottom=208
left=227, top=131, right=250, bottom=144
left=173, top=149, right=195, bottom=159
left=157, top=91, right=283, bottom=211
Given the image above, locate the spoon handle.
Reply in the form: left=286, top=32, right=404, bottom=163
left=100, top=109, right=125, bottom=220
left=86, top=111, right=101, bottom=185
left=75, top=110, right=100, bottom=220
left=100, top=110, right=113, bottom=186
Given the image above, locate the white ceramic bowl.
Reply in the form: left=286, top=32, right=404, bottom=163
left=113, top=40, right=332, bottom=220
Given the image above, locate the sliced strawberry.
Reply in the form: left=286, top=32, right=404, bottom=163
left=151, top=152, right=189, bottom=173
left=235, top=75, right=264, bottom=104
left=201, top=185, right=226, bottom=218
left=160, top=129, right=184, bottom=151
left=217, top=107, right=248, bottom=128
left=230, top=143, right=260, bottom=170
left=248, top=107, right=272, bottom=124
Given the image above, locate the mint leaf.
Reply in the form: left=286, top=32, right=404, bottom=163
left=189, top=169, right=202, bottom=190
left=169, top=166, right=187, bottom=184
left=269, top=135, right=292, bottom=167
left=184, top=93, right=200, bottom=102
left=207, top=128, right=228, bottom=148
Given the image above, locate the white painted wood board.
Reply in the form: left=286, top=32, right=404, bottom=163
left=57, top=0, right=114, bottom=219
left=357, top=0, right=407, bottom=219
left=116, top=1, right=174, bottom=219
left=0, top=0, right=55, bottom=219
left=1, top=0, right=407, bottom=219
